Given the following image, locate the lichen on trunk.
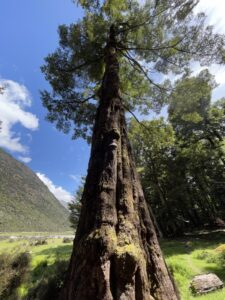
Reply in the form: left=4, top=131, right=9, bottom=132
left=60, top=25, right=179, bottom=300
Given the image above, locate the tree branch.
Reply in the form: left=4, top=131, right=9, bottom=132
left=121, top=37, right=185, bottom=52
left=54, top=94, right=96, bottom=105
left=122, top=51, right=169, bottom=92
left=173, top=47, right=216, bottom=57
left=117, top=6, right=171, bottom=35
left=123, top=103, right=154, bottom=133
left=58, top=56, right=103, bottom=73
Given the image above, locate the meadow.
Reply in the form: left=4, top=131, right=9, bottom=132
left=1, top=231, right=225, bottom=299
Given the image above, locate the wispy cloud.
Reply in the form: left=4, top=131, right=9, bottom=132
left=69, top=174, right=82, bottom=183
left=36, top=172, right=73, bottom=203
left=192, top=1, right=225, bottom=100
left=195, top=0, right=225, bottom=34
left=160, top=1, right=225, bottom=100
left=0, top=79, right=39, bottom=153
left=18, top=156, right=32, bottom=163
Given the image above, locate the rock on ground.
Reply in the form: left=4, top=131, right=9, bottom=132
left=190, top=273, right=223, bottom=295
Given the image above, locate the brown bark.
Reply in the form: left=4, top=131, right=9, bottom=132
left=60, top=25, right=179, bottom=300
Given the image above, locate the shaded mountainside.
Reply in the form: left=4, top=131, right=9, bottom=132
left=0, top=148, right=70, bottom=232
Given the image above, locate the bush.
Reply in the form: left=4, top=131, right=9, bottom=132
left=195, top=250, right=218, bottom=263
left=26, top=260, right=69, bottom=300
left=0, top=252, right=30, bottom=299
left=215, top=244, right=225, bottom=253
left=216, top=249, right=225, bottom=266
left=29, top=239, right=47, bottom=246
left=62, top=237, right=73, bottom=244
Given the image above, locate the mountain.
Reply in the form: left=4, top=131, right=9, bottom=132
left=0, top=148, right=70, bottom=232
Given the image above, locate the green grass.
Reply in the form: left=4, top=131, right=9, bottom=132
left=160, top=232, right=225, bottom=300
left=0, top=231, right=73, bottom=237
left=0, top=236, right=73, bottom=299
left=1, top=231, right=225, bottom=299
left=0, top=238, right=73, bottom=268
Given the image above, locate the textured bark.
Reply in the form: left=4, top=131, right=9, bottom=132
left=60, top=26, right=179, bottom=300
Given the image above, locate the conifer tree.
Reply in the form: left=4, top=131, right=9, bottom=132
left=41, top=1, right=225, bottom=299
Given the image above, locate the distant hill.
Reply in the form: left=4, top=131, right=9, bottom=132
left=0, top=148, right=70, bottom=232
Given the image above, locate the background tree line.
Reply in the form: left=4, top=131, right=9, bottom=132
left=128, top=69, right=225, bottom=237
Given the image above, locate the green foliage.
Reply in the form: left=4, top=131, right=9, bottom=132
left=129, top=71, right=225, bottom=236
left=0, top=148, right=70, bottom=232
left=68, top=180, right=84, bottom=229
left=41, top=0, right=225, bottom=140
left=169, top=69, right=217, bottom=138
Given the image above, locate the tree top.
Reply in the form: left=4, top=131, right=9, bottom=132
left=41, top=0, right=225, bottom=141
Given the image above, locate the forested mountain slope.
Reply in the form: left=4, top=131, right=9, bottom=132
left=0, top=148, right=70, bottom=232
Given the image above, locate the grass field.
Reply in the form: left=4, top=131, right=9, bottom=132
left=1, top=231, right=225, bottom=299
left=0, top=231, right=73, bottom=237
left=161, top=232, right=225, bottom=300
left=0, top=236, right=73, bottom=299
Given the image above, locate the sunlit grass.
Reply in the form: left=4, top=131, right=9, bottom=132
left=0, top=236, right=73, bottom=299
left=1, top=231, right=225, bottom=299
left=0, top=231, right=73, bottom=236
left=161, top=232, right=225, bottom=300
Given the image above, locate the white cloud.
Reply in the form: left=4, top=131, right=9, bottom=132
left=69, top=174, right=82, bottom=183
left=195, top=0, right=225, bottom=34
left=36, top=172, right=73, bottom=203
left=18, top=156, right=32, bottom=163
left=0, top=79, right=39, bottom=153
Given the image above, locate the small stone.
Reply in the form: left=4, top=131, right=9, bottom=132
left=190, top=273, right=223, bottom=295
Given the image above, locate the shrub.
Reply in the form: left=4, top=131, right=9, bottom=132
left=29, top=239, right=47, bottom=246
left=62, top=237, right=73, bottom=243
left=217, top=249, right=225, bottom=266
left=215, top=244, right=225, bottom=253
left=195, top=250, right=218, bottom=263
left=0, top=252, right=30, bottom=299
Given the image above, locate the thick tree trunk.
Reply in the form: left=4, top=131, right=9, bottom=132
left=60, top=26, right=179, bottom=300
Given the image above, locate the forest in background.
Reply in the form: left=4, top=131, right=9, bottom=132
left=129, top=69, right=225, bottom=237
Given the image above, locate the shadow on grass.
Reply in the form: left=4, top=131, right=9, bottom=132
left=27, top=259, right=69, bottom=300
left=31, top=258, right=69, bottom=282
left=160, top=231, right=225, bottom=257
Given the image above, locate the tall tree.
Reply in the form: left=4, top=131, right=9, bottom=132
left=128, top=118, right=178, bottom=236
left=41, top=1, right=225, bottom=299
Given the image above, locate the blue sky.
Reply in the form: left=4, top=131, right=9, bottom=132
left=0, top=0, right=89, bottom=202
left=0, top=0, right=225, bottom=203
